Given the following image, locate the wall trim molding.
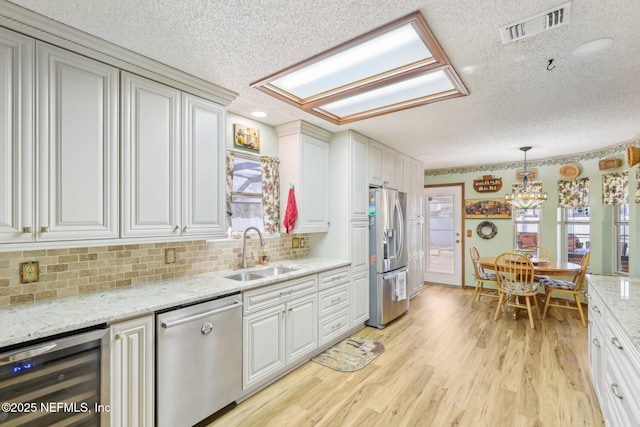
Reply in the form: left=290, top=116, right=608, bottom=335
left=424, top=136, right=639, bottom=176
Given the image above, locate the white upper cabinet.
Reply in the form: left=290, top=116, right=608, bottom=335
left=350, top=132, right=369, bottom=220
left=181, top=93, right=226, bottom=236
left=367, top=139, right=384, bottom=187
left=122, top=74, right=226, bottom=239
left=276, top=121, right=331, bottom=233
left=36, top=42, right=119, bottom=241
left=368, top=138, right=397, bottom=189
left=121, top=72, right=181, bottom=238
left=382, top=145, right=398, bottom=189
left=0, top=28, right=34, bottom=244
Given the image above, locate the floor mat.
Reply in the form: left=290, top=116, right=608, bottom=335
left=311, top=335, right=384, bottom=372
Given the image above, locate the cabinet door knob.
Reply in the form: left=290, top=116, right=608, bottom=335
left=174, top=225, right=180, bottom=231
left=23, top=227, right=32, bottom=233
left=40, top=226, right=49, bottom=233
left=184, top=225, right=190, bottom=231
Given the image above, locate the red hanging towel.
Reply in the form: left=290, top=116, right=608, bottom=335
left=283, top=187, right=298, bottom=234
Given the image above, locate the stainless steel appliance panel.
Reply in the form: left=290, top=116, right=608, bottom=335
left=369, top=188, right=408, bottom=273
left=0, top=327, right=110, bottom=426
left=156, top=294, right=242, bottom=427
left=378, top=267, right=409, bottom=327
left=367, top=187, right=409, bottom=329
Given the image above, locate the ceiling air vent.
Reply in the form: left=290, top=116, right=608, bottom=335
left=500, top=1, right=571, bottom=44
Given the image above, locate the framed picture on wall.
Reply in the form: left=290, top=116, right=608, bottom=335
left=465, top=198, right=512, bottom=219
left=233, top=124, right=260, bottom=152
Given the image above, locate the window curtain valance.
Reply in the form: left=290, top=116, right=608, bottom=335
left=558, top=178, right=590, bottom=208
left=602, top=171, right=628, bottom=205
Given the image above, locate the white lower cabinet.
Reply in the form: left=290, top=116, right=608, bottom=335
left=286, top=293, right=318, bottom=363
left=242, top=266, right=367, bottom=395
left=242, top=275, right=318, bottom=390
left=350, top=269, right=369, bottom=327
left=318, top=281, right=350, bottom=346
left=243, top=303, right=286, bottom=389
left=110, top=314, right=154, bottom=427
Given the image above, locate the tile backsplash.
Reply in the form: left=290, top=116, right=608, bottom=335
left=0, top=234, right=309, bottom=307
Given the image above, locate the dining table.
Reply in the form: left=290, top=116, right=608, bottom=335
left=477, top=256, right=583, bottom=321
left=477, top=256, right=582, bottom=276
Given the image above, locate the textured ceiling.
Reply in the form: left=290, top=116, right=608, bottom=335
left=8, top=0, right=640, bottom=169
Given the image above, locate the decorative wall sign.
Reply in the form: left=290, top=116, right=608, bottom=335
left=599, top=157, right=622, bottom=171
left=473, top=175, right=502, bottom=193
left=559, top=164, right=580, bottom=179
left=233, top=124, right=260, bottom=152
left=465, top=198, right=512, bottom=219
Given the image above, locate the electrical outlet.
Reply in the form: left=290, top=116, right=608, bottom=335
left=292, top=237, right=300, bottom=248
left=467, top=230, right=472, bottom=237
left=20, top=261, right=39, bottom=283
left=300, top=238, right=305, bottom=248
left=165, top=248, right=176, bottom=264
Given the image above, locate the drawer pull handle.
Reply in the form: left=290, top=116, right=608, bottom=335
left=611, top=337, right=623, bottom=350
left=40, top=226, right=49, bottom=233
left=331, top=323, right=342, bottom=330
left=23, top=227, right=32, bottom=233
left=331, top=298, right=341, bottom=304
left=593, top=306, right=601, bottom=314
left=611, top=383, right=623, bottom=400
left=592, top=338, right=600, bottom=347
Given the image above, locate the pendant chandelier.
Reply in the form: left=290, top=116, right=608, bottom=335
left=505, top=146, right=548, bottom=209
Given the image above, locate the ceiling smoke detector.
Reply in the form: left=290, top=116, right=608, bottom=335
left=499, top=1, right=572, bottom=44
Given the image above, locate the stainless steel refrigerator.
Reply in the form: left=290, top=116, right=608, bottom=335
left=366, top=188, right=409, bottom=329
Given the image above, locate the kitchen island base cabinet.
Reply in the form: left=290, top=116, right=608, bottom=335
left=587, top=280, right=640, bottom=427
left=110, top=314, right=154, bottom=427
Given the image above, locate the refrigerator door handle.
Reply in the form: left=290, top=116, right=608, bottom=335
left=395, top=197, right=404, bottom=260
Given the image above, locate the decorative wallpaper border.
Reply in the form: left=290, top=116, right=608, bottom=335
left=424, top=138, right=638, bottom=176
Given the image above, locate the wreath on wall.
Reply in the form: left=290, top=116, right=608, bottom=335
left=476, top=221, right=498, bottom=240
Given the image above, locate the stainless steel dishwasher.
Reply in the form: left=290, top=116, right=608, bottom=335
left=156, top=293, right=242, bottom=427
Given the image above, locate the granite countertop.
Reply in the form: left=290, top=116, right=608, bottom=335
left=587, top=274, right=640, bottom=352
left=0, top=257, right=350, bottom=348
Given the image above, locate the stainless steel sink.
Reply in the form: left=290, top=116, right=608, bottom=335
left=224, top=272, right=264, bottom=281
left=223, top=266, right=298, bottom=281
left=254, top=266, right=298, bottom=277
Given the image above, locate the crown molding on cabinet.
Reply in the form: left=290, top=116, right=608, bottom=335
left=274, top=120, right=333, bottom=142
left=0, top=0, right=238, bottom=106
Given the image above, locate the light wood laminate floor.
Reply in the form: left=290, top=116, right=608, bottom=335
left=206, top=284, right=604, bottom=427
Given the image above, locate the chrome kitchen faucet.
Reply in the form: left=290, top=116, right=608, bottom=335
left=241, top=227, right=265, bottom=268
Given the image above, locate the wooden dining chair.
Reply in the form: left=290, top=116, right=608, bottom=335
left=540, top=252, right=591, bottom=327
left=522, top=245, right=551, bottom=261
left=493, top=252, right=540, bottom=329
left=469, top=246, right=499, bottom=306
left=522, top=245, right=552, bottom=282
